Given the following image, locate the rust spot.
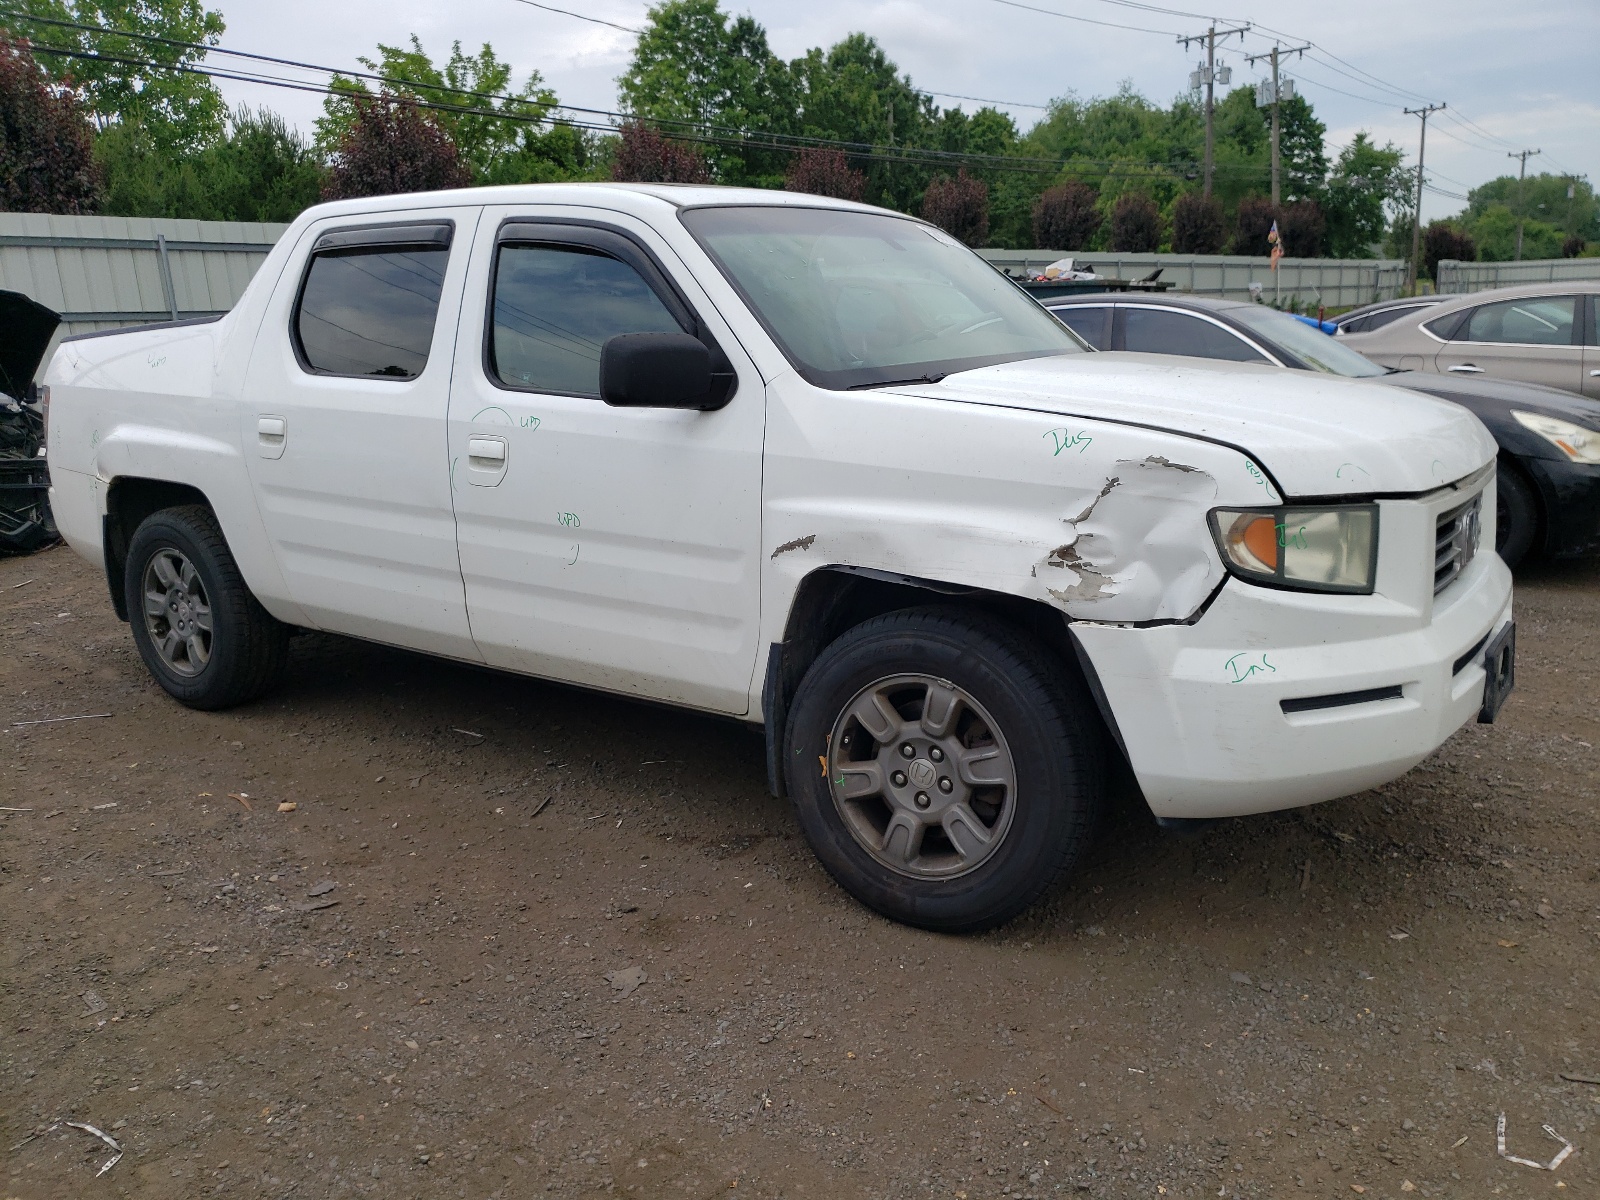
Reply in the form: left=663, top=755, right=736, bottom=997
left=771, top=534, right=817, bottom=558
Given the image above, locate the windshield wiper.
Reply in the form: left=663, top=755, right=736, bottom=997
left=850, top=372, right=949, bottom=390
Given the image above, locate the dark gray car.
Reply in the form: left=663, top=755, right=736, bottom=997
left=1044, top=292, right=1600, bottom=567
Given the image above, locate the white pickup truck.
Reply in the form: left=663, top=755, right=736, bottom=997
left=43, top=184, right=1515, bottom=931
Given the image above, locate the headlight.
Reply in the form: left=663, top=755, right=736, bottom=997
left=1210, top=505, right=1379, bottom=594
left=1512, top=410, right=1600, bottom=464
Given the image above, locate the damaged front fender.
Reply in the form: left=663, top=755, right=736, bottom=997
left=764, top=371, right=1285, bottom=631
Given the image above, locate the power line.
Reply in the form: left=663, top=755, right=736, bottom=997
left=982, top=0, right=1181, bottom=37
left=504, top=0, right=639, bottom=35
left=922, top=89, right=1050, bottom=110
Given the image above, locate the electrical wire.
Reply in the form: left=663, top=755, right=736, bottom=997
left=981, top=0, right=1182, bottom=37
left=504, top=0, right=640, bottom=35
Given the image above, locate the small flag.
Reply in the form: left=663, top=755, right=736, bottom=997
left=1268, top=219, right=1283, bottom=270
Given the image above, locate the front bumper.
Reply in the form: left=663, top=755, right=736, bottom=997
left=1073, top=477, right=1514, bottom=819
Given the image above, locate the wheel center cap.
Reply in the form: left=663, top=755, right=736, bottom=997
left=908, top=758, right=938, bottom=790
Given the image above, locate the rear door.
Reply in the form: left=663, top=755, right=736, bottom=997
left=446, top=206, right=765, bottom=715
left=241, top=207, right=481, bottom=659
left=1432, top=293, right=1584, bottom=393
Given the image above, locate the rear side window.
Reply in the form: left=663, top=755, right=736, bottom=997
left=490, top=243, right=683, bottom=395
left=1051, top=306, right=1110, bottom=349
left=1457, top=296, right=1578, bottom=346
left=294, top=226, right=451, bottom=379
left=1121, top=308, right=1267, bottom=363
left=1345, top=303, right=1429, bottom=334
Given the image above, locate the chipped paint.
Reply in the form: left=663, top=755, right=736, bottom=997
left=771, top=534, right=817, bottom=558
left=1139, top=455, right=1201, bottom=473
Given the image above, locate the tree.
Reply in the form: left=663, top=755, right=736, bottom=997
left=10, top=0, right=226, bottom=152
left=319, top=36, right=556, bottom=183
left=1169, top=191, right=1224, bottom=254
left=610, top=122, right=709, bottom=184
left=1108, top=192, right=1159, bottom=252
left=1232, top=195, right=1280, bottom=255
left=97, top=104, right=320, bottom=220
left=617, top=0, right=793, bottom=184
left=1564, top=235, right=1587, bottom=258
left=1322, top=132, right=1410, bottom=257
left=783, top=147, right=863, bottom=200
left=921, top=169, right=988, bottom=246
left=1422, top=221, right=1476, bottom=282
left=322, top=95, right=470, bottom=201
left=1466, top=172, right=1598, bottom=244
left=1279, top=198, right=1326, bottom=257
left=1032, top=181, right=1101, bottom=249
left=0, top=34, right=100, bottom=212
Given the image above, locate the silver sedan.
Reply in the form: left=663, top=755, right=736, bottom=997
left=1339, top=281, right=1600, bottom=398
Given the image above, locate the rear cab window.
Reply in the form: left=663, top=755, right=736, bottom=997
left=293, top=222, right=454, bottom=379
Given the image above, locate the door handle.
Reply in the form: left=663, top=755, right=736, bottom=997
left=256, top=415, right=286, bottom=460
left=468, top=436, right=507, bottom=463
left=1447, top=365, right=1485, bottom=374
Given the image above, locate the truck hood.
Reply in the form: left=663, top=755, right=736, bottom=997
left=0, top=290, right=61, bottom=400
left=884, top=352, right=1497, bottom=497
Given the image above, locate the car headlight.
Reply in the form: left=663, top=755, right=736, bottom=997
left=1511, top=410, right=1600, bottom=464
left=1210, top=506, right=1379, bottom=594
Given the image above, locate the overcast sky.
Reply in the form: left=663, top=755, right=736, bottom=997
left=208, top=0, right=1597, bottom=222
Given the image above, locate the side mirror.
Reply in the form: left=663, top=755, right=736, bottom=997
left=599, top=332, right=713, bottom=409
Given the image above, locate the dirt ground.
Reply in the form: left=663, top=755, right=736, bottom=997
left=3, top=543, right=1598, bottom=1200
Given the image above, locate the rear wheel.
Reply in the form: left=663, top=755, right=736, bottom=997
left=1495, top=459, right=1538, bottom=568
left=784, top=607, right=1107, bottom=933
left=125, top=505, right=288, bottom=709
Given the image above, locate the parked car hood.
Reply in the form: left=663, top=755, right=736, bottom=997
left=0, top=290, right=61, bottom=400
left=883, top=352, right=1496, bottom=498
left=1385, top=369, right=1600, bottom=428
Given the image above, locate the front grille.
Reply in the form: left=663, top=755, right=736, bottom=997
left=1435, top=492, right=1483, bottom=595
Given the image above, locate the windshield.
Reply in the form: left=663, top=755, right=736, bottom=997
left=679, top=205, right=1086, bottom=389
left=1230, top=305, right=1387, bottom=378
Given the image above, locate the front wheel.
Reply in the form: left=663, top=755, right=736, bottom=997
left=783, top=608, right=1107, bottom=933
left=1495, top=459, right=1538, bottom=568
left=125, top=505, right=289, bottom=709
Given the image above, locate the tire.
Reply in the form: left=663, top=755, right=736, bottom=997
left=124, top=504, right=289, bottom=709
left=783, top=607, right=1107, bottom=933
left=1495, top=458, right=1538, bottom=569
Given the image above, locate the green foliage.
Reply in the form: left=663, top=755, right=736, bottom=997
left=1466, top=172, right=1598, bottom=241
left=1323, top=132, right=1410, bottom=257
left=317, top=36, right=561, bottom=183
left=96, top=105, right=321, bottom=221
left=9, top=0, right=226, bottom=153
left=617, top=0, right=793, bottom=184
left=1466, top=204, right=1564, bottom=262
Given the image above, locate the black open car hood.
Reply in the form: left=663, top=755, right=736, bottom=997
left=0, top=290, right=62, bottom=401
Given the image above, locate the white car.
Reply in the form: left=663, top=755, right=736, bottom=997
left=42, top=185, right=1514, bottom=931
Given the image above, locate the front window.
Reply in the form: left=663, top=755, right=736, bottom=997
left=679, top=206, right=1084, bottom=389
left=1230, top=306, right=1387, bottom=377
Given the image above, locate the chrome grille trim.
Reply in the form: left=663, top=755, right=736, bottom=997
left=1434, top=492, right=1483, bottom=596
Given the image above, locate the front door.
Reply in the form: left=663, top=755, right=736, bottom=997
left=447, top=207, right=765, bottom=714
left=1433, top=293, right=1585, bottom=393
left=241, top=207, right=482, bottom=659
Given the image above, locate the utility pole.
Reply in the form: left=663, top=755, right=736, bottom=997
left=1507, top=148, right=1541, bottom=260
left=1245, top=42, right=1309, bottom=207
left=1404, top=102, right=1445, bottom=295
left=1179, top=22, right=1249, bottom=199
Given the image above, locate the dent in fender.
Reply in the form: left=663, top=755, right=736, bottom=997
left=1035, top=455, right=1223, bottom=622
